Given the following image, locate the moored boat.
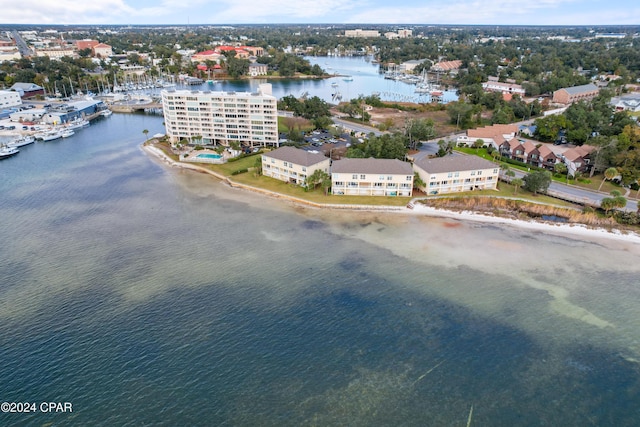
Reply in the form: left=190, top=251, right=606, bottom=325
left=0, top=144, right=20, bottom=159
left=61, top=129, right=75, bottom=138
left=66, top=118, right=90, bottom=130
left=100, top=109, right=113, bottom=117
left=8, top=135, right=35, bottom=148
left=39, top=130, right=63, bottom=141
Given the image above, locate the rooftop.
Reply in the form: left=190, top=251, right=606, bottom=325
left=414, top=155, right=497, bottom=174
left=332, top=158, right=413, bottom=175
left=264, top=146, right=328, bottom=167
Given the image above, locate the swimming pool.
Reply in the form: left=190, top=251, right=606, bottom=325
left=196, top=153, right=222, bottom=159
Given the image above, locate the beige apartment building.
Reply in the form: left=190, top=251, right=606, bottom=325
left=413, top=156, right=499, bottom=195
left=262, top=146, right=330, bottom=186
left=161, top=84, right=278, bottom=148
left=344, top=29, right=380, bottom=38
left=331, top=158, right=414, bottom=196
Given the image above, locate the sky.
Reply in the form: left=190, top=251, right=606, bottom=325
left=1, top=0, right=639, bottom=26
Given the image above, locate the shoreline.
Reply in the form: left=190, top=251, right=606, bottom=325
left=141, top=143, right=640, bottom=245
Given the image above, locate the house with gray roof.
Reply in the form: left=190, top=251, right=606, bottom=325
left=413, top=155, right=499, bottom=194
left=331, top=158, right=414, bottom=196
left=10, top=82, right=44, bottom=99
left=262, top=146, right=330, bottom=186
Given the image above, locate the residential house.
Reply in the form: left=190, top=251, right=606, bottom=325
left=611, top=94, right=640, bottom=112
left=561, top=145, right=595, bottom=176
left=537, top=145, right=559, bottom=170
left=457, top=124, right=518, bottom=149
left=331, top=158, right=413, bottom=196
left=262, top=146, right=330, bottom=186
left=552, top=83, right=599, bottom=105
left=413, top=155, right=499, bottom=194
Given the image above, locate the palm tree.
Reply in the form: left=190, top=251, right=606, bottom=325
left=512, top=178, right=523, bottom=195
left=142, top=129, right=149, bottom=141
left=598, top=167, right=618, bottom=191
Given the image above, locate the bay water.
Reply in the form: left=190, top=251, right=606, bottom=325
left=1, top=112, right=640, bottom=425
left=181, top=55, right=458, bottom=104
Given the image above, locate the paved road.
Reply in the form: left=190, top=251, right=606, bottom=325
left=12, top=31, right=32, bottom=57
left=508, top=168, right=638, bottom=212
left=332, top=117, right=384, bottom=136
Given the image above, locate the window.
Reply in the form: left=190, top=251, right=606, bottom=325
left=352, top=174, right=358, bottom=179
left=387, top=176, right=392, bottom=181
left=478, top=171, right=482, bottom=175
left=447, top=172, right=453, bottom=178
left=360, top=174, right=366, bottom=179
left=454, top=172, right=460, bottom=177
left=406, top=175, right=412, bottom=181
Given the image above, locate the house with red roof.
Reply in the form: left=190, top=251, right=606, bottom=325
left=457, top=124, right=518, bottom=149
left=561, top=145, right=595, bottom=176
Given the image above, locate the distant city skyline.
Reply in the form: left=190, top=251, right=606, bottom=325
left=1, top=0, right=639, bottom=27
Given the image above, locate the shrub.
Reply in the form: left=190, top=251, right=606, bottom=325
left=231, top=168, right=248, bottom=175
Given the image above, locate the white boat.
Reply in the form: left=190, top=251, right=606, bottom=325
left=100, top=109, right=113, bottom=117
left=343, top=76, right=353, bottom=82
left=331, top=82, right=339, bottom=88
left=66, top=118, right=90, bottom=130
left=0, top=144, right=19, bottom=159
left=8, top=135, right=35, bottom=148
left=61, top=129, right=75, bottom=138
left=39, top=130, right=62, bottom=141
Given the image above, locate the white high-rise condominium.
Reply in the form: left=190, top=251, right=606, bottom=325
left=161, top=83, right=279, bottom=148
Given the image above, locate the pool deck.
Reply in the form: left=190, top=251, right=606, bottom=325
left=181, top=149, right=228, bottom=164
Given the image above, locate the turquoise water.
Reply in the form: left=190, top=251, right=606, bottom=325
left=1, top=113, right=640, bottom=425
left=196, top=153, right=222, bottom=159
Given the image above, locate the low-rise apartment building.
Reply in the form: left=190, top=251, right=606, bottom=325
left=262, top=146, right=330, bottom=186
left=413, top=155, right=499, bottom=195
left=162, top=84, right=278, bottom=148
left=331, top=158, right=414, bottom=196
left=552, top=83, right=599, bottom=105
left=482, top=77, right=525, bottom=96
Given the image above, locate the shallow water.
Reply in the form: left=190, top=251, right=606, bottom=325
left=1, top=113, right=640, bottom=426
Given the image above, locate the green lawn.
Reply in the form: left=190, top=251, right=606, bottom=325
left=181, top=150, right=410, bottom=206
